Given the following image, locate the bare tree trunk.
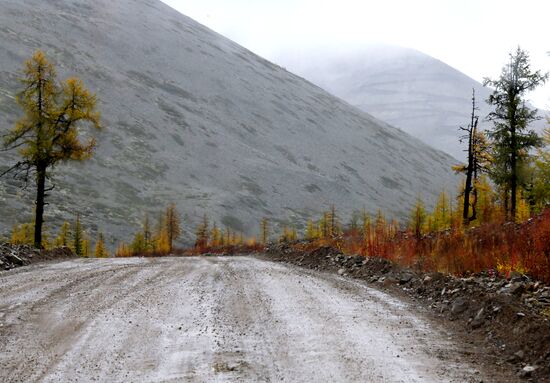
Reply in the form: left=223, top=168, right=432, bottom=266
left=462, top=89, right=478, bottom=226
left=503, top=187, right=509, bottom=220
left=510, top=126, right=517, bottom=222
left=471, top=165, right=478, bottom=222
left=34, top=165, right=46, bottom=249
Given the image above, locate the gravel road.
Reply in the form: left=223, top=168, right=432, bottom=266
left=0, top=256, right=511, bottom=382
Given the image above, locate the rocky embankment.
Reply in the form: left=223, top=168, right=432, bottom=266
left=0, top=243, right=75, bottom=271
left=266, top=244, right=550, bottom=382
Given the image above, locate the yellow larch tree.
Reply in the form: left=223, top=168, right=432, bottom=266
left=1, top=51, right=101, bottom=248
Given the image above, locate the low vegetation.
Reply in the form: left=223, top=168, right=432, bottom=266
left=277, top=205, right=550, bottom=283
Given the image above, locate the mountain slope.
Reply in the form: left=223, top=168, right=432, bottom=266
left=0, top=0, right=457, bottom=243
left=276, top=45, right=548, bottom=160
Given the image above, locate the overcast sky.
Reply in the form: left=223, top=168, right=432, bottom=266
left=161, top=0, right=550, bottom=109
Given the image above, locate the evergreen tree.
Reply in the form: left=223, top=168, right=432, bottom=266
left=484, top=47, right=548, bottom=221
left=131, top=232, right=147, bottom=254
left=143, top=213, right=151, bottom=250
left=73, top=214, right=84, bottom=257
left=1, top=51, right=101, bottom=248
left=165, top=203, right=181, bottom=251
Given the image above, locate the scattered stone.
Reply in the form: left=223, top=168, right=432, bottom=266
left=399, top=272, right=414, bottom=285
left=338, top=268, right=345, bottom=276
left=353, top=256, right=364, bottom=266
left=509, top=282, right=525, bottom=296
left=1, top=243, right=76, bottom=271
left=514, top=350, right=525, bottom=361
left=471, top=308, right=485, bottom=329
left=451, top=297, right=469, bottom=315
left=519, top=365, right=537, bottom=378
left=6, top=253, right=25, bottom=266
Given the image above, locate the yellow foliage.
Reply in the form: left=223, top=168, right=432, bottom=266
left=433, top=191, right=451, bottom=231
left=10, top=223, right=34, bottom=246
left=260, top=218, right=270, bottom=244
left=409, top=197, right=426, bottom=239
left=165, top=203, right=181, bottom=251
left=515, top=191, right=530, bottom=223
left=305, top=219, right=319, bottom=240
left=94, top=232, right=109, bottom=258
left=496, top=260, right=529, bottom=276
left=279, top=226, right=297, bottom=243
left=115, top=242, right=132, bottom=257
left=155, top=229, right=171, bottom=254
left=10, top=221, right=50, bottom=248
left=210, top=223, right=222, bottom=247
left=82, top=237, right=91, bottom=258
left=3, top=51, right=101, bottom=248
left=55, top=221, right=71, bottom=247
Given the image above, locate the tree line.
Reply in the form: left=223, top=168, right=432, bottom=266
left=1, top=47, right=549, bottom=254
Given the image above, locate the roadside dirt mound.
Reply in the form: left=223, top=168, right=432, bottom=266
left=267, top=243, right=550, bottom=382
left=0, top=243, right=75, bottom=271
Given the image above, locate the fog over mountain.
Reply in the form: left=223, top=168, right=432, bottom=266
left=0, top=0, right=458, bottom=244
left=275, top=45, right=548, bottom=161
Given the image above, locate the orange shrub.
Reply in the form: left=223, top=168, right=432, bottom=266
left=298, top=208, right=550, bottom=283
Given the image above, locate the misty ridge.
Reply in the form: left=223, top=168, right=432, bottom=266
left=275, top=44, right=549, bottom=161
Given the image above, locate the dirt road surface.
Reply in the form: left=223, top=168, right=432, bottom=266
left=0, top=256, right=514, bottom=382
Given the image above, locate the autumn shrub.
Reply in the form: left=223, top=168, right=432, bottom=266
left=289, top=208, right=550, bottom=283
